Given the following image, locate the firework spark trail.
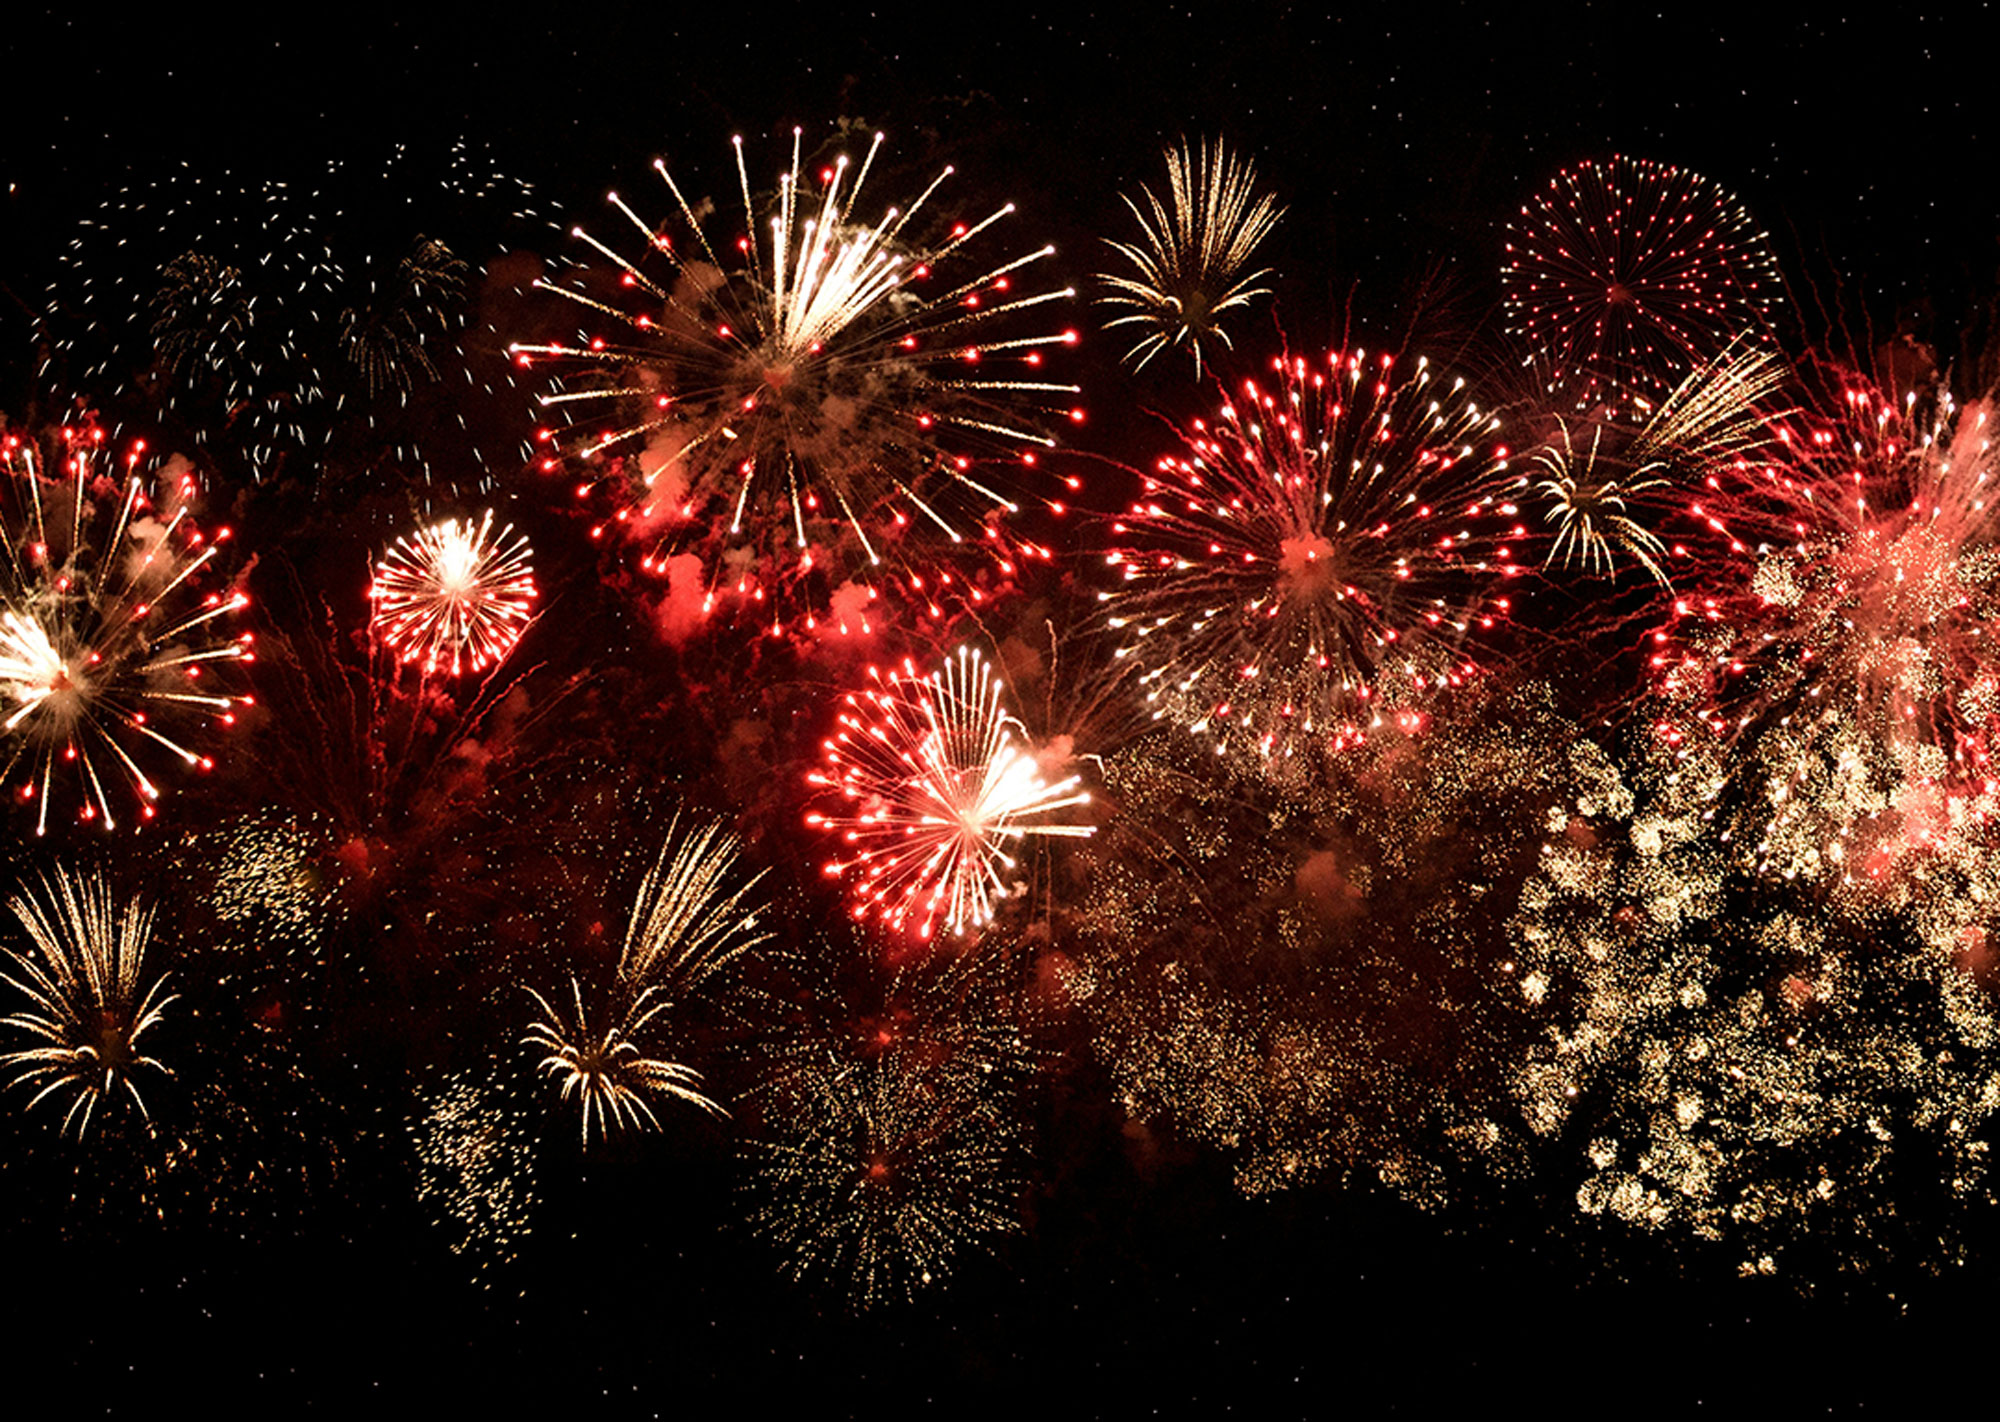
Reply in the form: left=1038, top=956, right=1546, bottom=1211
left=1100, top=347, right=1525, bottom=765
left=0, top=868, right=175, bottom=1137
left=1503, top=154, right=1781, bottom=405
left=807, top=645, right=1094, bottom=941
left=370, top=510, right=537, bottom=676
left=0, top=423, right=252, bottom=833
left=512, top=127, right=1082, bottom=632
left=525, top=813, right=772, bottom=1145
left=1096, top=138, right=1284, bottom=376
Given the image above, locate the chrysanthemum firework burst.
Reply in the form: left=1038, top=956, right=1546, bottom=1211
left=0, top=422, right=251, bottom=833
left=1096, top=138, right=1285, bottom=376
left=0, top=868, right=175, bottom=1136
left=1100, top=348, right=1525, bottom=764
left=525, top=814, right=772, bottom=1145
left=513, top=127, right=1082, bottom=631
left=369, top=510, right=537, bottom=676
left=806, top=645, right=1094, bottom=941
left=1502, top=155, right=1781, bottom=405
left=1654, top=378, right=2000, bottom=882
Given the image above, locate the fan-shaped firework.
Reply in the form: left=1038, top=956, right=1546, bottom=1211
left=1100, top=348, right=1523, bottom=765
left=1, top=423, right=251, bottom=833
left=0, top=868, right=175, bottom=1137
left=747, top=950, right=1032, bottom=1307
left=514, top=127, right=1082, bottom=629
left=805, top=645, right=1094, bottom=941
left=1096, top=138, right=1285, bottom=376
left=525, top=814, right=772, bottom=1145
left=369, top=510, right=537, bottom=676
left=1502, top=155, right=1781, bottom=404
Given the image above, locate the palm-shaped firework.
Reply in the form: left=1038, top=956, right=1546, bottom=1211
left=1096, top=138, right=1285, bottom=376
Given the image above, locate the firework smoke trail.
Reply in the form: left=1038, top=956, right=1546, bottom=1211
left=806, top=645, right=1094, bottom=941
left=0, top=868, right=175, bottom=1137
left=0, top=423, right=252, bottom=833
left=1096, top=138, right=1285, bottom=376
left=1503, top=155, right=1781, bottom=406
left=525, top=814, right=772, bottom=1145
left=513, top=127, right=1082, bottom=632
left=1100, top=347, right=1525, bottom=767
left=370, top=510, right=537, bottom=676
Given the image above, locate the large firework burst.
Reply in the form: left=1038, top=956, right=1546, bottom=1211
left=806, top=644, right=1094, bottom=941
left=369, top=510, right=537, bottom=676
left=525, top=814, right=772, bottom=1145
left=1502, top=155, right=1782, bottom=405
left=1, top=422, right=251, bottom=833
left=513, top=127, right=1082, bottom=629
left=1096, top=138, right=1285, bottom=376
left=1100, top=347, right=1524, bottom=766
left=1655, top=378, right=2000, bottom=885
left=0, top=868, right=175, bottom=1136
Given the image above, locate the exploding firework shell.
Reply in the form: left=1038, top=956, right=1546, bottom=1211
left=1101, top=348, right=1525, bottom=764
left=806, top=645, right=1094, bottom=941
left=513, top=127, right=1082, bottom=631
left=1502, top=155, right=1782, bottom=405
left=0, top=424, right=251, bottom=833
left=369, top=510, right=537, bottom=676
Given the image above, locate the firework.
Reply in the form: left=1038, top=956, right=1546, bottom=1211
left=1096, top=138, right=1285, bottom=376
left=412, top=1066, right=540, bottom=1276
left=513, top=127, right=1081, bottom=628
left=1067, top=691, right=1580, bottom=1201
left=0, top=868, right=175, bottom=1136
left=369, top=510, right=537, bottom=676
left=1, top=423, right=251, bottom=833
left=747, top=950, right=1032, bottom=1307
left=1502, top=155, right=1781, bottom=404
left=525, top=814, right=772, bottom=1145
left=1505, top=737, right=2000, bottom=1276
left=1530, top=340, right=1788, bottom=583
left=806, top=644, right=1094, bottom=941
left=45, top=142, right=550, bottom=485
left=1100, top=347, right=1523, bottom=766
left=1655, top=379, right=2000, bottom=886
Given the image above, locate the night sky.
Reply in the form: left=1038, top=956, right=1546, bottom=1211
left=2, top=4, right=1996, bottom=1413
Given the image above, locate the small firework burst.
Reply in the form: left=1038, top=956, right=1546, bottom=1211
left=1502, top=155, right=1781, bottom=404
left=1100, top=347, right=1524, bottom=766
left=806, top=644, right=1094, bottom=941
left=1, top=422, right=251, bottom=833
left=513, top=127, right=1081, bottom=630
left=369, top=510, right=537, bottom=676
left=1531, top=340, right=1788, bottom=584
left=746, top=950, right=1033, bottom=1307
left=525, top=814, right=772, bottom=1145
left=412, top=1066, right=540, bottom=1276
left=1096, top=138, right=1285, bottom=376
left=0, top=868, right=175, bottom=1136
